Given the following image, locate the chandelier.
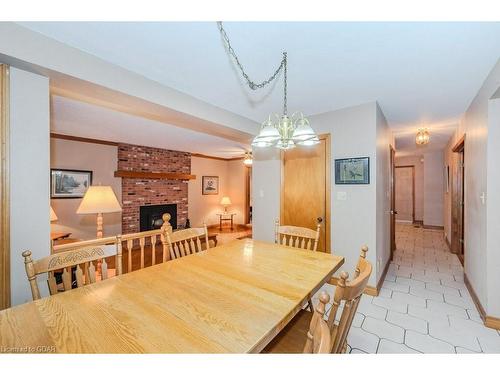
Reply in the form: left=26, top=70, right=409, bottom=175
left=415, top=128, right=430, bottom=145
left=218, top=22, right=319, bottom=150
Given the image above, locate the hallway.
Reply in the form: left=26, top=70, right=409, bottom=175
left=323, top=223, right=500, bottom=353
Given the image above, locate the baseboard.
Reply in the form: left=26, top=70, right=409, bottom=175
left=485, top=316, right=500, bottom=330
left=423, top=224, right=445, bottom=230
left=413, top=220, right=423, bottom=226
left=464, top=273, right=486, bottom=320
left=329, top=258, right=390, bottom=298
left=464, top=273, right=500, bottom=330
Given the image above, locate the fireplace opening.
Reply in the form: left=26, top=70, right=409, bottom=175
left=140, top=204, right=177, bottom=231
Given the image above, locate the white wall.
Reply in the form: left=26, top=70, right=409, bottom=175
left=486, top=98, right=500, bottom=316
left=375, top=105, right=391, bottom=283
left=9, top=68, right=50, bottom=306
left=50, top=138, right=122, bottom=240
left=252, top=147, right=281, bottom=242
left=188, top=156, right=247, bottom=227
left=446, top=57, right=500, bottom=317
left=253, top=102, right=392, bottom=286
left=423, top=151, right=444, bottom=227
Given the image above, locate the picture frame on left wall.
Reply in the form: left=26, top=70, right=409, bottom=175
left=51, top=169, right=93, bottom=199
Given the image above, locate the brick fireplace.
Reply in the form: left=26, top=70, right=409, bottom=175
left=118, top=143, right=190, bottom=234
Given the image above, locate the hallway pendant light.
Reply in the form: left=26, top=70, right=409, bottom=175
left=416, top=128, right=430, bottom=145
left=243, top=152, right=253, bottom=166
left=218, top=22, right=319, bottom=151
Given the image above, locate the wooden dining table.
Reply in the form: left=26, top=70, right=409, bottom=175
left=0, top=239, right=344, bottom=353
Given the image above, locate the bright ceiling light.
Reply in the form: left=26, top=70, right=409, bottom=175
left=416, top=128, right=430, bottom=145
left=243, top=152, right=253, bottom=166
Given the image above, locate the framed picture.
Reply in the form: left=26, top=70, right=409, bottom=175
left=335, top=157, right=370, bottom=184
left=51, top=169, right=93, bottom=199
left=202, top=176, right=219, bottom=195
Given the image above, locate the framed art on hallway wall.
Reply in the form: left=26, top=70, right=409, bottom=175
left=334, top=157, right=370, bottom=184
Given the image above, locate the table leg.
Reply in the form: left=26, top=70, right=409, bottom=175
left=219, top=216, right=222, bottom=230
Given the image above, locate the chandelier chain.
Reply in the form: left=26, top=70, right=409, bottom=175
left=217, top=22, right=288, bottom=114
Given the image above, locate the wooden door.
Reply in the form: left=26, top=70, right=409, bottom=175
left=281, top=135, right=330, bottom=252
left=452, top=138, right=465, bottom=265
left=389, top=146, right=396, bottom=261
left=395, top=166, right=414, bottom=222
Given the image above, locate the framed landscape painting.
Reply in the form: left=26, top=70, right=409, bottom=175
left=335, top=157, right=370, bottom=184
left=51, top=169, right=93, bottom=198
left=202, top=176, right=219, bottom=195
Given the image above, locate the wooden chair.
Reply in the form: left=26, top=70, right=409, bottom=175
left=275, top=219, right=321, bottom=251
left=166, top=224, right=210, bottom=260
left=262, top=245, right=372, bottom=354
left=23, top=236, right=123, bottom=301
left=120, top=214, right=173, bottom=272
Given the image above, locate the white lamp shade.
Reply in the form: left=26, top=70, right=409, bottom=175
left=220, top=196, right=232, bottom=205
left=76, top=186, right=122, bottom=214
left=50, top=206, right=58, bottom=222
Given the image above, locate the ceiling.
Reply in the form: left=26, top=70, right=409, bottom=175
left=19, top=22, right=500, bottom=155
left=51, top=95, right=249, bottom=158
left=393, top=123, right=458, bottom=157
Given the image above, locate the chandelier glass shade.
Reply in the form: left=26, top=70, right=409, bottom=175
left=415, top=128, right=430, bottom=145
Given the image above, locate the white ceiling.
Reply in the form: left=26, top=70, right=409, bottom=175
left=19, top=22, right=500, bottom=155
left=393, top=123, right=458, bottom=157
left=20, top=22, right=500, bottom=125
left=51, top=95, right=249, bottom=158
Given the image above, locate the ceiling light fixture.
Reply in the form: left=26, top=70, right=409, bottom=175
left=415, top=128, right=430, bottom=145
left=217, top=22, right=319, bottom=150
left=243, top=152, right=253, bottom=166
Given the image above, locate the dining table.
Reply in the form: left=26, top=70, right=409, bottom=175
left=0, top=238, right=344, bottom=353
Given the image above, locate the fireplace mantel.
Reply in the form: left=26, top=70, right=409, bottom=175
left=114, top=170, right=196, bottom=180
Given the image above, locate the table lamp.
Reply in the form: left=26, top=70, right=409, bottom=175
left=220, top=196, right=232, bottom=213
left=76, top=186, right=122, bottom=238
left=50, top=206, right=58, bottom=222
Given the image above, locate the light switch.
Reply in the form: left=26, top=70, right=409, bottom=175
left=337, top=191, right=347, bottom=201
left=259, top=189, right=264, bottom=198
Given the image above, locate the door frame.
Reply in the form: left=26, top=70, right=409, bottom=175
left=244, top=165, right=252, bottom=224
left=0, top=64, right=10, bottom=309
left=452, top=135, right=465, bottom=265
left=394, top=165, right=415, bottom=223
left=280, top=133, right=331, bottom=252
left=389, top=145, right=395, bottom=261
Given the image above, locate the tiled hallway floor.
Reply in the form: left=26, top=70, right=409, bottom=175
left=316, top=223, right=500, bottom=353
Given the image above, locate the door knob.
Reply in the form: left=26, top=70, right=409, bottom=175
left=390, top=210, right=398, bottom=215
left=317, top=217, right=324, bottom=224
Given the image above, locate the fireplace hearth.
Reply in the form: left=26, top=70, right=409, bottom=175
left=140, top=204, right=177, bottom=231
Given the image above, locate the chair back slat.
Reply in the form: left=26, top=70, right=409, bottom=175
left=47, top=273, right=58, bottom=295
left=61, top=268, right=72, bottom=291
left=166, top=225, right=210, bottom=260
left=127, top=239, right=133, bottom=272
left=88, top=262, right=96, bottom=284
left=275, top=219, right=321, bottom=252
left=139, top=237, right=145, bottom=269
left=305, top=246, right=372, bottom=354
left=22, top=235, right=122, bottom=301
left=151, top=235, right=157, bottom=265
left=101, top=258, right=108, bottom=280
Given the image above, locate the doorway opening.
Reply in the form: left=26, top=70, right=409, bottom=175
left=280, top=134, right=331, bottom=252
left=452, top=136, right=465, bottom=265
left=395, top=165, right=415, bottom=224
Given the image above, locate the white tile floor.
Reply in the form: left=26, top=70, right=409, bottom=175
left=314, top=223, right=500, bottom=353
